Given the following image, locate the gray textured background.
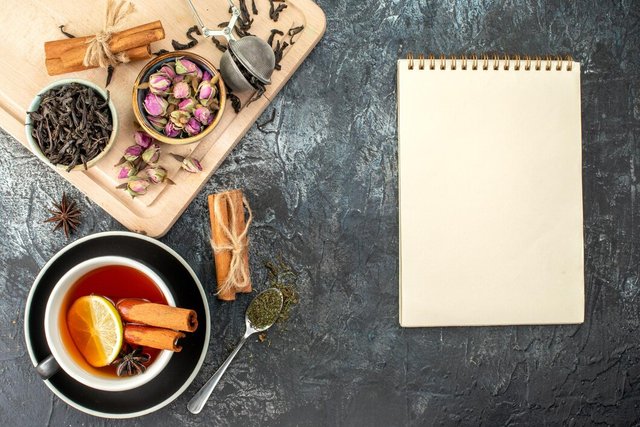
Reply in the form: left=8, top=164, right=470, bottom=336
left=1, top=0, right=639, bottom=425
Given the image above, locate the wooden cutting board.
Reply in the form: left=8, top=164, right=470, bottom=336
left=0, top=0, right=325, bottom=236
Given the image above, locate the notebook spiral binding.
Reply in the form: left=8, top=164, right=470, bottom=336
left=406, top=53, right=574, bottom=72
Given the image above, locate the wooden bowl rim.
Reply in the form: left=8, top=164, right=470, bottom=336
left=131, top=51, right=226, bottom=145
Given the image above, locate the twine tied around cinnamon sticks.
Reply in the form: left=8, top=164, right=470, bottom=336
left=44, top=1, right=164, bottom=76
left=209, top=190, right=253, bottom=300
left=83, top=0, right=135, bottom=68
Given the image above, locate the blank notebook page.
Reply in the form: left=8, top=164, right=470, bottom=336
left=397, top=58, right=584, bottom=327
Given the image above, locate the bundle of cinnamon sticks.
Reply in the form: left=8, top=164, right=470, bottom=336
left=116, top=298, right=198, bottom=352
left=208, top=190, right=253, bottom=301
left=44, top=21, right=165, bottom=76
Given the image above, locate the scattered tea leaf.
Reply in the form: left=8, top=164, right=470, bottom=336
left=244, top=86, right=265, bottom=109
left=238, top=0, right=253, bottom=28
left=256, top=109, right=277, bottom=134
left=230, top=0, right=254, bottom=38
left=269, top=0, right=288, bottom=21
left=273, top=40, right=289, bottom=71
left=58, top=25, right=76, bottom=38
left=227, top=92, right=242, bottom=113
left=268, top=29, right=284, bottom=47
left=105, top=65, right=115, bottom=87
left=288, top=24, right=304, bottom=45
left=171, top=25, right=201, bottom=50
left=212, top=38, right=228, bottom=53
left=152, top=49, right=170, bottom=56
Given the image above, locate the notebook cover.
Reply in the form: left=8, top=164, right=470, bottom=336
left=397, top=58, right=584, bottom=327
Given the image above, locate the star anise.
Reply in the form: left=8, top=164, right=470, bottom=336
left=44, top=192, right=81, bottom=238
left=112, top=346, right=151, bottom=377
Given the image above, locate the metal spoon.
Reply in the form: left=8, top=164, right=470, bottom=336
left=187, top=288, right=283, bottom=414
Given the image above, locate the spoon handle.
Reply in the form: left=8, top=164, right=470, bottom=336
left=187, top=333, right=250, bottom=414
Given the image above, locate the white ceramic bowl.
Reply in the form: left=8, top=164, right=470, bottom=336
left=25, top=78, right=119, bottom=171
left=44, top=256, right=174, bottom=392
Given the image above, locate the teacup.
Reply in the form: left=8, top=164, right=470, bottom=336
left=36, top=256, right=174, bottom=391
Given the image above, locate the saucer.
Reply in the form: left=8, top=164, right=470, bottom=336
left=23, top=231, right=211, bottom=418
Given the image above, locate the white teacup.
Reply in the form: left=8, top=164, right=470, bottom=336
left=37, top=256, right=174, bottom=391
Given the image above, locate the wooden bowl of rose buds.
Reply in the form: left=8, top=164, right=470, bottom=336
left=132, top=51, right=226, bottom=145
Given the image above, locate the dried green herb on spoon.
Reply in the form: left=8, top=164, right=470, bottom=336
left=246, top=287, right=282, bottom=329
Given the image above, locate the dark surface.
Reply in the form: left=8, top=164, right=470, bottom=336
left=1, top=0, right=639, bottom=425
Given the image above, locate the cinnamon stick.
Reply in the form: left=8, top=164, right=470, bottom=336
left=208, top=190, right=252, bottom=301
left=59, top=29, right=162, bottom=69
left=209, top=193, right=235, bottom=301
left=43, top=21, right=164, bottom=76
left=44, top=20, right=163, bottom=58
left=46, top=45, right=152, bottom=76
left=228, top=190, right=252, bottom=294
left=44, top=59, right=88, bottom=76
left=116, top=299, right=198, bottom=332
left=124, top=325, right=185, bottom=352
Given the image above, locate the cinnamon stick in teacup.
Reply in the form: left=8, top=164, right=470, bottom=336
left=124, top=325, right=185, bottom=352
left=116, top=299, right=198, bottom=332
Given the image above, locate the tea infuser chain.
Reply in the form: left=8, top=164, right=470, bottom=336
left=184, top=0, right=276, bottom=92
left=185, top=0, right=240, bottom=42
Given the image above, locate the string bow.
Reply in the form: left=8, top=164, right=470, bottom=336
left=83, top=0, right=135, bottom=68
left=211, top=193, right=253, bottom=295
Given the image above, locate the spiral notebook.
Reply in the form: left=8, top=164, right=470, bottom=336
left=398, top=55, right=584, bottom=327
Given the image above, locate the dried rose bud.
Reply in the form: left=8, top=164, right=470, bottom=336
left=183, top=156, right=203, bottom=172
left=170, top=110, right=191, bottom=129
left=124, top=145, right=143, bottom=162
left=158, top=63, right=176, bottom=79
left=118, top=161, right=138, bottom=179
left=146, top=166, right=175, bottom=185
left=194, top=106, right=213, bottom=125
left=126, top=176, right=151, bottom=197
left=148, top=72, right=172, bottom=95
left=146, top=115, right=168, bottom=132
left=189, top=75, right=200, bottom=94
left=202, top=70, right=212, bottom=82
left=185, top=118, right=202, bottom=136
left=178, top=98, right=196, bottom=113
left=173, top=81, right=190, bottom=99
left=164, top=121, right=180, bottom=138
left=143, top=92, right=168, bottom=116
left=175, top=57, right=199, bottom=75
left=134, top=130, right=153, bottom=148
left=141, top=143, right=161, bottom=164
left=198, top=81, right=216, bottom=106
left=171, top=153, right=203, bottom=173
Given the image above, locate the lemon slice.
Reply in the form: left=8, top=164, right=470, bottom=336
left=67, top=295, right=123, bottom=367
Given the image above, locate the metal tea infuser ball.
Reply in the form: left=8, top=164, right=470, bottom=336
left=185, top=0, right=276, bottom=92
